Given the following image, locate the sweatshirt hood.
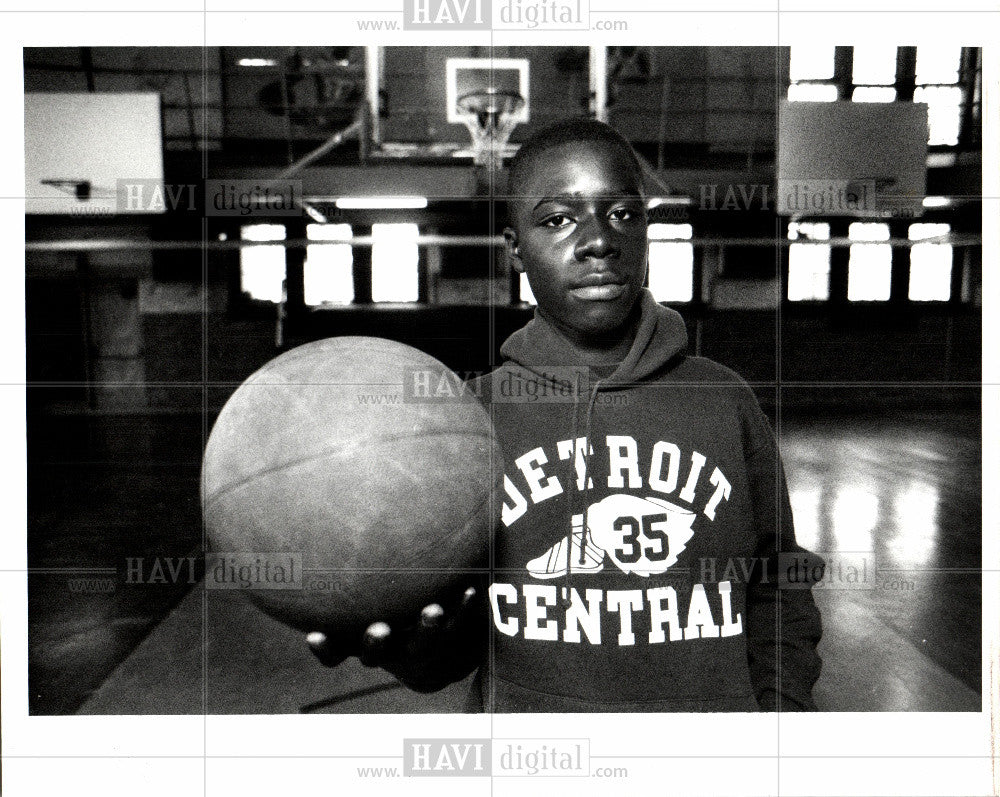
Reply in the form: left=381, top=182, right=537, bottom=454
left=499, top=288, right=688, bottom=388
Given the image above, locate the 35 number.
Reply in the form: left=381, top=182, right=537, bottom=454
left=613, top=512, right=668, bottom=563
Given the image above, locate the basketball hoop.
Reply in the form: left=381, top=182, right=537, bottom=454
left=456, top=88, right=525, bottom=168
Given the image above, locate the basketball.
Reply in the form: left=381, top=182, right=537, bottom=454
left=201, top=336, right=500, bottom=635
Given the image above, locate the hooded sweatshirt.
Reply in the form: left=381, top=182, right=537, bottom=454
left=468, top=289, right=823, bottom=713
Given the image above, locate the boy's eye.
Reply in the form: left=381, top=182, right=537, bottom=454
left=609, top=207, right=641, bottom=222
left=541, top=214, right=573, bottom=228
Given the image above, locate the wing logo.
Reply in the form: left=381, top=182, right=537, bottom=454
left=526, top=494, right=696, bottom=579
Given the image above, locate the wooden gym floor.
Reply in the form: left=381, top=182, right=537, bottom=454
left=26, top=400, right=981, bottom=714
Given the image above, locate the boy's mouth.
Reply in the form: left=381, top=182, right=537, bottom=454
left=571, top=284, right=627, bottom=301
left=571, top=273, right=627, bottom=301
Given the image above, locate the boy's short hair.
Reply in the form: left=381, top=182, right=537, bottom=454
left=505, top=116, right=645, bottom=203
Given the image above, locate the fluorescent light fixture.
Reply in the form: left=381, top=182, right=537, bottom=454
left=922, top=196, right=952, bottom=208
left=238, top=58, right=278, bottom=67
left=335, top=196, right=428, bottom=209
left=647, top=197, right=693, bottom=209
left=927, top=152, right=957, bottom=168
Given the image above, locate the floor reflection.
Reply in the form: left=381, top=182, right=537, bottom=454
left=781, top=408, right=980, bottom=710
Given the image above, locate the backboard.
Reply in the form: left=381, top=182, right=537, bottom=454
left=25, top=92, right=165, bottom=215
left=777, top=100, right=928, bottom=219
left=365, top=46, right=598, bottom=164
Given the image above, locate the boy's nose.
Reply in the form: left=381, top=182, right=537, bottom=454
left=573, top=218, right=619, bottom=261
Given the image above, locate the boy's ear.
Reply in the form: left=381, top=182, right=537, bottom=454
left=503, top=227, right=524, bottom=273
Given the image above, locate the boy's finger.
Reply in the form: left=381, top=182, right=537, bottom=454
left=410, top=603, right=450, bottom=665
left=455, top=585, right=485, bottom=626
left=460, top=586, right=478, bottom=610
left=306, top=631, right=350, bottom=668
left=419, top=603, right=445, bottom=631
left=359, top=621, right=393, bottom=667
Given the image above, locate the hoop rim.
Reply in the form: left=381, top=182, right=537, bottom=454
left=456, top=88, right=526, bottom=118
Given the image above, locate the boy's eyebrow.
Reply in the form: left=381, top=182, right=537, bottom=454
left=531, top=192, right=642, bottom=210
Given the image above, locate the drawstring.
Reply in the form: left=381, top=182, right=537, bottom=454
left=562, top=373, right=581, bottom=606
left=579, top=382, right=601, bottom=563
left=562, top=371, right=602, bottom=608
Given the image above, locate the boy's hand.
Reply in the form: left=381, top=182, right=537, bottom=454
left=306, top=585, right=486, bottom=693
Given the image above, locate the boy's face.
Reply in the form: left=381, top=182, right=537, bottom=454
left=505, top=141, right=648, bottom=348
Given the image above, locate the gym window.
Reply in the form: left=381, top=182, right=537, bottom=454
left=908, top=223, right=952, bottom=301
left=647, top=223, right=694, bottom=303
left=788, top=46, right=837, bottom=102
left=787, top=222, right=831, bottom=302
left=847, top=223, right=892, bottom=302
left=240, top=222, right=423, bottom=305
left=305, top=224, right=354, bottom=306
left=519, top=273, right=536, bottom=305
left=240, top=223, right=286, bottom=303
left=916, top=46, right=962, bottom=83
left=371, top=223, right=419, bottom=303
left=785, top=220, right=959, bottom=304
left=788, top=83, right=838, bottom=102
left=851, top=46, right=897, bottom=102
left=914, top=47, right=964, bottom=146
left=787, top=46, right=976, bottom=149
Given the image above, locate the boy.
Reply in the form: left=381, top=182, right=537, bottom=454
left=309, top=117, right=823, bottom=712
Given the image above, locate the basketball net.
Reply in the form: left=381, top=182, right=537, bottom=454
left=456, top=89, right=525, bottom=170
